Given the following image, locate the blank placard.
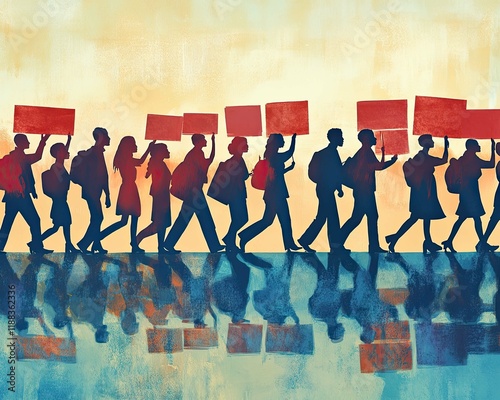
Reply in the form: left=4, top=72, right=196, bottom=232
left=265, top=101, right=309, bottom=136
left=413, top=96, right=467, bottom=138
left=16, top=336, right=76, bottom=363
left=357, top=100, right=408, bottom=130
left=182, top=113, right=218, bottom=135
left=461, top=109, right=500, bottom=139
left=224, top=105, right=262, bottom=136
left=145, top=114, right=183, bottom=141
left=14, top=105, right=75, bottom=135
left=374, top=129, right=409, bottom=155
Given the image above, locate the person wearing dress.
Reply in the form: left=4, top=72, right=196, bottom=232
left=238, top=133, right=300, bottom=252
left=136, top=143, right=172, bottom=253
left=443, top=138, right=496, bottom=252
left=386, top=135, right=449, bottom=253
left=99, top=137, right=154, bottom=253
left=479, top=142, right=500, bottom=249
left=220, top=137, right=250, bottom=251
left=41, top=136, right=79, bottom=253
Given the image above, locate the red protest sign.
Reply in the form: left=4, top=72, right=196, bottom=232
left=145, top=114, right=183, bottom=141
left=14, top=105, right=75, bottom=135
left=357, top=100, right=408, bottom=130
left=224, top=105, right=262, bottom=136
left=182, top=113, right=218, bottom=135
left=265, top=100, right=309, bottom=136
left=461, top=109, right=500, bottom=139
left=374, top=129, right=409, bottom=155
left=413, top=96, right=467, bottom=138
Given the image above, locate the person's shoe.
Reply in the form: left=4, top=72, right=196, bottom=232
left=298, top=239, right=316, bottom=253
left=91, top=243, right=108, bottom=254
left=331, top=244, right=351, bottom=253
left=476, top=241, right=499, bottom=252
left=441, top=240, right=456, bottom=253
left=131, top=245, right=145, bottom=254
left=423, top=240, right=442, bottom=254
left=164, top=246, right=181, bottom=254
left=385, top=234, right=397, bottom=253
left=77, top=241, right=92, bottom=254
left=238, top=235, right=248, bottom=253
left=285, top=242, right=302, bottom=252
left=65, top=243, right=81, bottom=254
left=210, top=244, right=225, bottom=253
left=27, top=242, right=53, bottom=255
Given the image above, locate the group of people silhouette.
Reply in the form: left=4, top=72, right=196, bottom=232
left=0, top=126, right=499, bottom=254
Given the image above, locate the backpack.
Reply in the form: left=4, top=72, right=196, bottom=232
left=342, top=156, right=357, bottom=189
left=0, top=153, right=24, bottom=194
left=403, top=158, right=419, bottom=187
left=70, top=149, right=89, bottom=186
left=207, top=161, right=233, bottom=205
left=308, top=151, right=321, bottom=183
left=445, top=157, right=463, bottom=194
left=251, top=157, right=269, bottom=190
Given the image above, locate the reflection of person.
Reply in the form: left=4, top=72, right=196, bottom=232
left=0, top=134, right=51, bottom=254
left=76, top=127, right=111, bottom=254
left=480, top=143, right=500, bottom=249
left=41, top=136, right=79, bottom=253
left=99, top=137, right=153, bottom=253
left=239, top=133, right=300, bottom=252
left=299, top=128, right=344, bottom=253
left=443, top=139, right=496, bottom=252
left=304, top=253, right=344, bottom=342
left=334, top=129, right=397, bottom=253
left=136, top=143, right=172, bottom=253
left=386, top=135, right=448, bottom=253
left=221, top=137, right=250, bottom=252
left=164, top=134, right=224, bottom=253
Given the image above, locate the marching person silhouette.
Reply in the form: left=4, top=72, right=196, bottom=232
left=299, top=128, right=344, bottom=252
left=74, top=127, right=111, bottom=254
left=0, top=133, right=51, bottom=254
left=99, top=137, right=154, bottom=253
left=219, top=137, right=250, bottom=252
left=334, top=129, right=397, bottom=253
left=239, top=133, right=300, bottom=252
left=164, top=134, right=224, bottom=253
left=479, top=142, right=500, bottom=250
left=386, top=135, right=449, bottom=253
left=136, top=143, right=172, bottom=253
left=41, top=136, right=79, bottom=253
left=443, top=139, right=497, bottom=252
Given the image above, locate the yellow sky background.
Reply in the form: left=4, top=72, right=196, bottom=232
left=1, top=0, right=500, bottom=252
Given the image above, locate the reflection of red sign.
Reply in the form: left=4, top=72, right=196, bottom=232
left=374, top=129, right=409, bottom=155
left=182, top=113, right=218, bottom=134
left=183, top=328, right=218, bottom=349
left=146, top=328, right=183, bottom=353
left=413, top=96, right=467, bottom=138
left=16, top=336, right=76, bottom=362
left=224, top=105, right=262, bottom=136
left=265, top=101, right=309, bottom=136
left=14, top=105, right=75, bottom=135
left=373, top=321, right=410, bottom=341
left=145, top=114, right=183, bottom=141
left=357, top=100, right=408, bottom=130
left=378, top=288, right=409, bottom=305
left=226, top=323, right=263, bottom=354
left=359, top=341, right=412, bottom=373
left=461, top=109, right=500, bottom=139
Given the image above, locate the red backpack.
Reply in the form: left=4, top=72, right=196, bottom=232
left=251, top=157, right=269, bottom=190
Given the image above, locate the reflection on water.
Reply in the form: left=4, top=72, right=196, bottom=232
left=1, top=252, right=500, bottom=399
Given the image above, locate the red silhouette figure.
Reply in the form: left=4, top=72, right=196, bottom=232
left=99, top=137, right=154, bottom=253
left=136, top=143, right=172, bottom=253
left=41, top=136, right=79, bottom=253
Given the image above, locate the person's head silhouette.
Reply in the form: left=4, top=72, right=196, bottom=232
left=228, top=137, right=248, bottom=156
left=150, top=143, right=170, bottom=160
left=418, top=134, right=434, bottom=149
left=192, top=134, right=207, bottom=148
left=327, top=128, right=344, bottom=147
left=93, top=127, right=110, bottom=147
left=50, top=143, right=70, bottom=160
left=358, top=129, right=376, bottom=147
left=14, top=134, right=30, bottom=150
left=113, top=136, right=137, bottom=171
left=465, top=139, right=481, bottom=153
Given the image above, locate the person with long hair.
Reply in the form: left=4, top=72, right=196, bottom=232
left=239, top=133, right=300, bottom=252
left=443, top=138, right=496, bottom=252
left=99, top=136, right=154, bottom=253
left=221, top=137, right=250, bottom=251
left=136, top=143, right=172, bottom=253
left=386, top=135, right=449, bottom=253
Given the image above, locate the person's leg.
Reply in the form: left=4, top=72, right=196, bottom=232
left=366, top=193, right=382, bottom=251
left=164, top=201, right=194, bottom=251
left=473, top=216, right=484, bottom=241
left=299, top=189, right=328, bottom=247
left=386, top=214, right=418, bottom=251
left=443, top=216, right=466, bottom=252
left=224, top=198, right=248, bottom=249
left=239, top=200, right=277, bottom=251
left=194, top=192, right=223, bottom=252
left=0, top=199, right=19, bottom=251
left=78, top=197, right=104, bottom=251
left=483, top=209, right=500, bottom=243
left=276, top=197, right=297, bottom=250
left=336, top=198, right=365, bottom=247
left=130, top=216, right=143, bottom=251
left=18, top=197, right=44, bottom=250
left=100, top=215, right=128, bottom=241
left=137, top=221, right=159, bottom=245
left=423, top=219, right=432, bottom=242
left=326, top=195, right=341, bottom=250
left=41, top=225, right=60, bottom=241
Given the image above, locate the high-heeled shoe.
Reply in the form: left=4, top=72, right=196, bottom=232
left=65, top=243, right=81, bottom=253
left=27, top=242, right=53, bottom=255
left=385, top=234, right=397, bottom=253
left=298, top=238, right=316, bottom=253
left=441, top=240, right=456, bottom=253
left=285, top=243, right=302, bottom=252
left=423, top=240, right=442, bottom=254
